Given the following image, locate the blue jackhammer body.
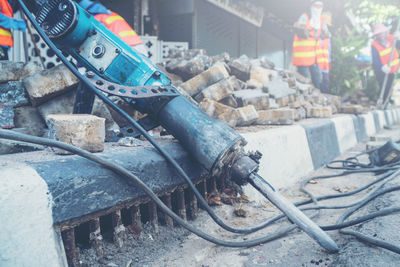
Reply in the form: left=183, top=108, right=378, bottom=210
left=30, top=0, right=338, bottom=253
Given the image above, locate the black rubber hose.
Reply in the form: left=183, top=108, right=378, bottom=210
left=16, top=0, right=287, bottom=235
left=0, top=129, right=307, bottom=247
left=337, top=183, right=400, bottom=254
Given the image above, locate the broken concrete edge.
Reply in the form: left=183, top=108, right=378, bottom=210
left=0, top=108, right=399, bottom=264
left=0, top=161, right=68, bottom=267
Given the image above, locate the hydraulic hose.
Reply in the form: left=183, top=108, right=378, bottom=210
left=0, top=128, right=306, bottom=247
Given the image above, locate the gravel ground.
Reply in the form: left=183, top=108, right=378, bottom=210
left=79, top=126, right=400, bottom=267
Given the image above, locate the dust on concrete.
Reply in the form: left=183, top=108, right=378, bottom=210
left=75, top=126, right=400, bottom=267
left=79, top=225, right=190, bottom=267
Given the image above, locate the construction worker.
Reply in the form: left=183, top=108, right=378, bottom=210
left=371, top=23, right=400, bottom=105
left=317, top=12, right=332, bottom=94
left=0, top=0, right=26, bottom=60
left=292, top=0, right=329, bottom=89
left=78, top=0, right=147, bottom=55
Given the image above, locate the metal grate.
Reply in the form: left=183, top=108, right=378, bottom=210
left=59, top=176, right=224, bottom=266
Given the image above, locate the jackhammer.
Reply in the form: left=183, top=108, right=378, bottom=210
left=16, top=0, right=338, bottom=253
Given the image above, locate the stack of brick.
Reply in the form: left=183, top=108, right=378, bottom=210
left=340, top=90, right=374, bottom=114
left=161, top=49, right=341, bottom=127
left=0, top=62, right=113, bottom=154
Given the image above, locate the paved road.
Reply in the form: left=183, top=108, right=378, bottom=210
left=81, top=126, right=400, bottom=267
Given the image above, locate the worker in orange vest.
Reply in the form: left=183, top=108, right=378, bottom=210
left=371, top=23, right=400, bottom=105
left=78, top=0, right=147, bottom=55
left=0, top=0, right=26, bottom=60
left=317, top=12, right=332, bottom=93
left=292, top=0, right=329, bottom=89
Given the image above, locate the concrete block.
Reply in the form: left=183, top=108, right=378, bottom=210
left=294, top=71, right=312, bottom=84
left=359, top=113, right=377, bottom=137
left=195, top=78, right=234, bottom=102
left=91, top=97, right=119, bottom=132
left=269, top=98, right=279, bottom=109
left=230, top=75, right=247, bottom=91
left=228, top=55, right=251, bottom=81
left=376, top=110, right=387, bottom=128
left=246, top=79, right=263, bottom=89
left=38, top=90, right=76, bottom=121
left=331, top=115, right=358, bottom=153
left=0, top=81, right=29, bottom=107
left=301, top=120, right=340, bottom=169
left=180, top=64, right=229, bottom=96
left=259, top=56, right=275, bottom=69
left=236, top=105, right=259, bottom=126
left=211, top=52, right=231, bottom=64
left=295, top=107, right=307, bottom=121
left=256, top=109, right=296, bottom=125
left=234, top=89, right=269, bottom=110
left=199, top=98, right=234, bottom=118
left=310, top=106, right=332, bottom=118
left=297, top=82, right=313, bottom=94
left=0, top=161, right=68, bottom=267
left=276, top=96, right=291, bottom=107
left=0, top=104, right=14, bottom=128
left=341, top=105, right=364, bottom=115
left=264, top=79, right=296, bottom=100
left=219, top=94, right=238, bottom=108
left=46, top=114, right=105, bottom=154
left=250, top=66, right=272, bottom=84
left=14, top=106, right=46, bottom=137
left=217, top=110, right=239, bottom=128
left=166, top=58, right=206, bottom=81
left=23, top=64, right=79, bottom=106
left=0, top=61, right=40, bottom=83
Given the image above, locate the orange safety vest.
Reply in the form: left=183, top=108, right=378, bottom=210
left=371, top=34, right=400, bottom=74
left=292, top=13, right=322, bottom=67
left=94, top=11, right=142, bottom=46
left=0, top=0, right=13, bottom=47
left=317, top=38, right=330, bottom=71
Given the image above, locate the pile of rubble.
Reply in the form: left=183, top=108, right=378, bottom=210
left=0, top=61, right=122, bottom=154
left=160, top=49, right=341, bottom=128
left=0, top=49, right=343, bottom=152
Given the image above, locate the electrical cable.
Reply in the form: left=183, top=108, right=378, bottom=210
left=0, top=129, right=308, bottom=247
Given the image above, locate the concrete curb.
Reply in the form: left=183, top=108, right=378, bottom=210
left=243, top=108, right=400, bottom=191
left=0, top=161, right=68, bottom=267
left=1, top=108, right=400, bottom=264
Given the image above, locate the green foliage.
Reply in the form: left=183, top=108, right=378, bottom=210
left=329, top=0, right=400, bottom=97
left=329, top=27, right=369, bottom=95
left=349, top=1, right=400, bottom=26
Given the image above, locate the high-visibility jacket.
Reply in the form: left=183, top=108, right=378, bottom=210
left=94, top=11, right=142, bottom=46
left=0, top=0, right=13, bottom=47
left=292, top=13, right=322, bottom=67
left=317, top=38, right=330, bottom=71
left=371, top=34, right=400, bottom=74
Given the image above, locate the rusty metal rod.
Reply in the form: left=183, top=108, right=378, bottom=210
left=177, top=188, right=187, bottom=220
left=162, top=194, right=174, bottom=228
left=61, top=228, right=79, bottom=267
left=111, top=210, right=126, bottom=248
left=88, top=218, right=103, bottom=257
